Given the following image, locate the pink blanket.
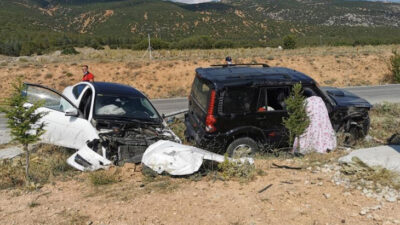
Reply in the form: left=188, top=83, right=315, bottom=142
left=294, top=96, right=337, bottom=154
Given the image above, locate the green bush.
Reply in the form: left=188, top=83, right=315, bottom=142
left=218, top=155, right=256, bottom=182
left=172, top=36, right=214, bottom=49
left=283, top=35, right=296, bottom=49
left=283, top=83, right=309, bottom=148
left=390, top=50, right=400, bottom=83
left=214, top=40, right=235, bottom=49
left=61, top=46, right=79, bottom=55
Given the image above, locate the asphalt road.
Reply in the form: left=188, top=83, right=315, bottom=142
left=152, top=84, right=400, bottom=115
left=343, top=84, right=400, bottom=105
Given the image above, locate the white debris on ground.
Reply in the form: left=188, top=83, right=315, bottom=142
left=307, top=162, right=400, bottom=203
left=338, top=145, right=400, bottom=173
left=142, top=140, right=254, bottom=176
left=313, top=145, right=400, bottom=203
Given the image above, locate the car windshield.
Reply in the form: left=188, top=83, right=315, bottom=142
left=94, top=94, right=160, bottom=122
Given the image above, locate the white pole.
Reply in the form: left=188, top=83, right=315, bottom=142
left=148, top=34, right=152, bottom=60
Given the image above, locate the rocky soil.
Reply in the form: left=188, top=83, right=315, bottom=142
left=1, top=155, right=400, bottom=225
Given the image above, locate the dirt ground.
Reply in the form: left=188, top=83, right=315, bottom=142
left=1, top=158, right=399, bottom=225
left=0, top=45, right=398, bottom=99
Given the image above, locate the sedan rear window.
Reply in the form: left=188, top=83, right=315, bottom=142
left=192, top=77, right=212, bottom=110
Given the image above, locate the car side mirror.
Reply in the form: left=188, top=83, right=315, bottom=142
left=162, top=113, right=166, bottom=119
left=65, top=108, right=79, bottom=117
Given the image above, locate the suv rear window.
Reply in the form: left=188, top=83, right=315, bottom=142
left=257, top=87, right=290, bottom=111
left=192, top=77, right=212, bottom=110
left=223, top=87, right=257, bottom=114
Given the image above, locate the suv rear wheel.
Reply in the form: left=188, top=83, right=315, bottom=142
left=227, top=137, right=258, bottom=158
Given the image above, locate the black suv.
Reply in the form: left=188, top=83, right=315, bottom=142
left=184, top=64, right=371, bottom=156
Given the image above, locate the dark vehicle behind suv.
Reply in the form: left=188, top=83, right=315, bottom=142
left=184, top=64, right=371, bottom=156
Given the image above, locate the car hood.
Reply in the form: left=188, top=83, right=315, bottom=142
left=320, top=86, right=372, bottom=108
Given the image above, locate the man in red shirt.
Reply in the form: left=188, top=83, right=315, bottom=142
left=82, top=65, right=94, bottom=82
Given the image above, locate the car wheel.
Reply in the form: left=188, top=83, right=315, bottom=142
left=227, top=137, right=258, bottom=158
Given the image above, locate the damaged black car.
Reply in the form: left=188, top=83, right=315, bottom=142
left=184, top=64, right=372, bottom=156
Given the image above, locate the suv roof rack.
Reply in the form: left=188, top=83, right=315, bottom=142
left=210, top=63, right=270, bottom=68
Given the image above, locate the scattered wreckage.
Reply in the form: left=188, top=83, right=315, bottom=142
left=22, top=82, right=252, bottom=173
left=142, top=140, right=254, bottom=176
left=21, top=64, right=373, bottom=173
left=24, top=82, right=180, bottom=171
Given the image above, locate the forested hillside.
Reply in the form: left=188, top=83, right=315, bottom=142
left=1, top=0, right=400, bottom=56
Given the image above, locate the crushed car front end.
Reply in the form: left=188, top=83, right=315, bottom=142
left=93, top=118, right=180, bottom=164
left=321, top=87, right=372, bottom=139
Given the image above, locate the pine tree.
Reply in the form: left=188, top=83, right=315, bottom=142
left=283, top=83, right=309, bottom=151
left=0, top=80, right=47, bottom=183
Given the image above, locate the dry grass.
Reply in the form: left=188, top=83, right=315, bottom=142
left=0, top=45, right=399, bottom=99
left=88, top=168, right=120, bottom=186
left=58, top=210, right=89, bottom=225
left=0, top=145, right=76, bottom=189
left=217, top=156, right=257, bottom=182
left=369, top=102, right=400, bottom=141
left=341, top=157, right=400, bottom=190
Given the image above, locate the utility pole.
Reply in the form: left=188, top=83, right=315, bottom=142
left=147, top=34, right=152, bottom=60
left=320, top=35, right=322, bottom=46
left=142, top=33, right=153, bottom=60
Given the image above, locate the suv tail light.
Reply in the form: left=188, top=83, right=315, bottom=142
left=205, top=90, right=217, bottom=133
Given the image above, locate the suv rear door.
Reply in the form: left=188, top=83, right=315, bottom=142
left=188, top=77, right=213, bottom=132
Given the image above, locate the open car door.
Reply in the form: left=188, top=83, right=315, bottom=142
left=24, top=83, right=111, bottom=171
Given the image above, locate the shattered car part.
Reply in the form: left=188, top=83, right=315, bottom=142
left=321, top=87, right=371, bottom=140
left=67, top=144, right=112, bottom=171
left=142, top=140, right=254, bottom=176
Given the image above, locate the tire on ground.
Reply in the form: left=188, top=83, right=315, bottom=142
left=226, top=137, right=258, bottom=158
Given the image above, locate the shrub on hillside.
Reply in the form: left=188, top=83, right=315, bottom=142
left=61, top=46, right=79, bottom=55
left=172, top=36, right=214, bottom=49
left=283, top=35, right=296, bottom=49
left=214, top=40, right=235, bottom=49
left=390, top=50, right=400, bottom=83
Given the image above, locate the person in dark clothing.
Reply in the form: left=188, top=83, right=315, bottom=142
left=225, top=56, right=232, bottom=65
left=82, top=65, right=94, bottom=82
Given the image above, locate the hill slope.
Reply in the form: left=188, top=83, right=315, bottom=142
left=1, top=0, right=400, bottom=55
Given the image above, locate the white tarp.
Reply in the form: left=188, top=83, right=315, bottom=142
left=142, top=140, right=254, bottom=176
left=294, top=96, right=337, bottom=154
